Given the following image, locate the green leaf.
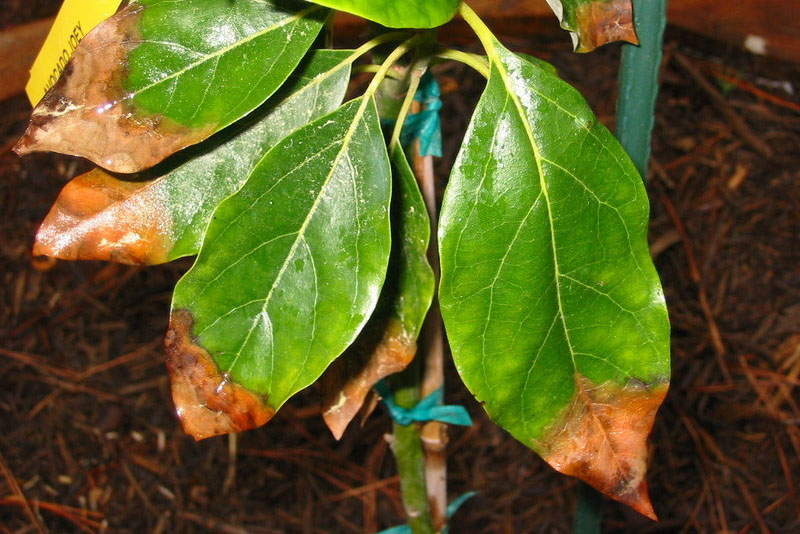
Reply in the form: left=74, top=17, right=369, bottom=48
left=515, top=52, right=559, bottom=77
left=386, top=148, right=436, bottom=339
left=32, top=50, right=353, bottom=265
left=305, top=0, right=458, bottom=28
left=544, top=0, right=638, bottom=52
left=321, top=146, right=434, bottom=439
left=438, top=38, right=669, bottom=518
left=16, top=0, right=325, bottom=172
left=166, top=96, right=392, bottom=440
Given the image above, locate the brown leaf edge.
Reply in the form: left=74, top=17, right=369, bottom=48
left=320, top=319, right=416, bottom=440
left=573, top=0, right=639, bottom=53
left=33, top=169, right=173, bottom=265
left=536, top=374, right=668, bottom=519
left=164, top=310, right=275, bottom=441
left=14, top=3, right=213, bottom=173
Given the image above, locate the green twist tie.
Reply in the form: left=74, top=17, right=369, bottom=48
left=377, top=491, right=478, bottom=534
left=374, top=380, right=472, bottom=427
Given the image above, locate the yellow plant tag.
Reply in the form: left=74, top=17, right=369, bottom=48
left=25, top=0, right=123, bottom=106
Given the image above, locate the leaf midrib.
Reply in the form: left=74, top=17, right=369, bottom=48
left=485, top=48, right=579, bottom=373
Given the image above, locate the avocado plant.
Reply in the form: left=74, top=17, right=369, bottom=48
left=16, top=0, right=670, bottom=530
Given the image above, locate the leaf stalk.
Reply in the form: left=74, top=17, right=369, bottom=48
left=435, top=48, right=489, bottom=78
left=347, top=31, right=413, bottom=66
left=457, top=2, right=497, bottom=58
left=364, top=35, right=426, bottom=99
left=388, top=62, right=427, bottom=151
left=353, top=64, right=406, bottom=80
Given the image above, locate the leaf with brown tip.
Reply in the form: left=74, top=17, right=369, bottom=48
left=320, top=147, right=434, bottom=439
left=544, top=0, right=638, bottom=52
left=321, top=319, right=417, bottom=439
left=34, top=169, right=172, bottom=264
left=33, top=50, right=353, bottom=265
left=438, top=31, right=670, bottom=518
left=165, top=310, right=275, bottom=440
left=15, top=0, right=324, bottom=172
left=169, top=96, right=392, bottom=439
left=538, top=375, right=667, bottom=519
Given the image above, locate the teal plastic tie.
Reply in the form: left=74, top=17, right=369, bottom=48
left=376, top=491, right=477, bottom=534
left=374, top=380, right=472, bottom=427
left=375, top=526, right=410, bottom=534
left=380, top=71, right=443, bottom=156
left=399, top=71, right=442, bottom=157
left=442, top=491, right=478, bottom=533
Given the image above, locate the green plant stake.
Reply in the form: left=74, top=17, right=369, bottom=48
left=617, top=0, right=669, bottom=178
left=575, top=482, right=604, bottom=534
left=17, top=1, right=671, bottom=531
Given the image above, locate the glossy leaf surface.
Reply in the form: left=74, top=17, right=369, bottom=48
left=168, top=97, right=391, bottom=440
left=33, top=50, right=352, bottom=265
left=544, top=0, right=638, bottom=51
left=15, top=0, right=324, bottom=172
left=321, top=147, right=434, bottom=439
left=305, top=0, right=458, bottom=28
left=438, top=40, right=669, bottom=518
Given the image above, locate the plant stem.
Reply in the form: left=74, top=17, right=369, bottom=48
left=383, top=53, right=438, bottom=534
left=386, top=51, right=449, bottom=529
left=387, top=55, right=449, bottom=528
left=390, top=358, right=436, bottom=534
left=412, top=99, right=448, bottom=531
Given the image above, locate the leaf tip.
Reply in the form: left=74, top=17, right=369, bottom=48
left=14, top=2, right=213, bottom=173
left=33, top=169, right=172, bottom=265
left=320, top=320, right=417, bottom=440
left=628, top=478, right=658, bottom=521
left=574, top=0, right=639, bottom=53
left=321, top=394, right=349, bottom=441
left=12, top=134, right=34, bottom=157
left=165, top=310, right=275, bottom=440
left=539, top=375, right=667, bottom=519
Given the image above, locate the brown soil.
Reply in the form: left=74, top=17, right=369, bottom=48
left=1, top=4, right=799, bottom=533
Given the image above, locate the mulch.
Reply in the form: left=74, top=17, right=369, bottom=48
left=1, top=3, right=799, bottom=533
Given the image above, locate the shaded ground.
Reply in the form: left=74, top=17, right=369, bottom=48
left=1, top=4, right=799, bottom=533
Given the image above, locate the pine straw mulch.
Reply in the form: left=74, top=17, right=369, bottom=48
left=1, top=13, right=799, bottom=534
